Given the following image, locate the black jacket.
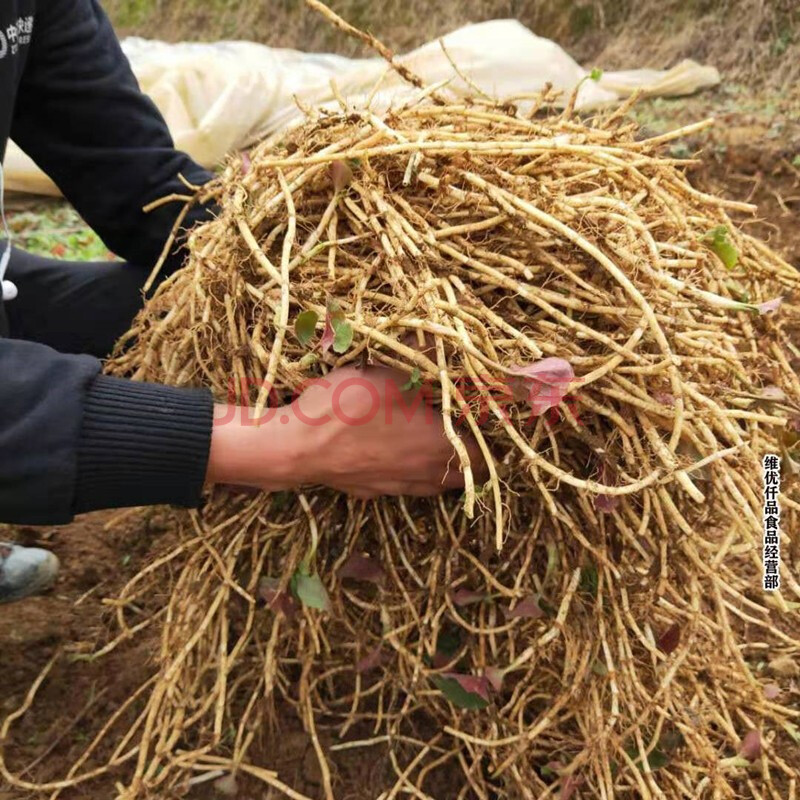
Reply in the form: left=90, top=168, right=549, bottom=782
left=0, top=0, right=215, bottom=524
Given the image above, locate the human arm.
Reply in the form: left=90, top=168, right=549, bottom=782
left=207, top=366, right=485, bottom=498
left=0, top=339, right=211, bottom=525
left=0, top=343, right=481, bottom=525
left=10, top=0, right=214, bottom=276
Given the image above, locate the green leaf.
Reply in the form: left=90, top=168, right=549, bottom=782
left=294, top=310, right=319, bottom=346
left=793, top=155, right=800, bottom=168
left=538, top=597, right=558, bottom=617
left=579, top=563, right=599, bottom=597
left=291, top=571, right=331, bottom=612
left=332, top=319, right=354, bottom=353
left=271, top=491, right=290, bottom=511
left=298, top=352, right=318, bottom=369
left=645, top=749, right=670, bottom=770
left=590, top=67, right=603, bottom=81
left=544, top=541, right=559, bottom=586
left=591, top=659, right=608, bottom=676
left=658, top=728, right=685, bottom=753
left=540, top=765, right=557, bottom=777
left=713, top=239, right=739, bottom=270
left=471, top=481, right=498, bottom=507
left=669, top=142, right=692, bottom=159
left=430, top=674, right=490, bottom=710
left=725, top=281, right=750, bottom=303
left=624, top=745, right=670, bottom=771
left=703, top=225, right=739, bottom=270
left=435, top=628, right=463, bottom=660
left=624, top=745, right=643, bottom=763
left=401, top=367, right=422, bottom=391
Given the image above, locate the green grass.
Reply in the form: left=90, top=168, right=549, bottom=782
left=7, top=202, right=114, bottom=261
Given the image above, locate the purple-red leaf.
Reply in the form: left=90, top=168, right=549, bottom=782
left=594, top=463, right=619, bottom=513
left=758, top=297, right=783, bottom=315
left=222, top=483, right=261, bottom=496
left=594, top=493, right=619, bottom=514
left=339, top=554, right=385, bottom=585
left=214, top=774, right=239, bottom=797
left=321, top=310, right=335, bottom=355
left=320, top=301, right=352, bottom=355
left=654, top=391, right=675, bottom=407
left=738, top=729, right=761, bottom=761
left=441, top=673, right=491, bottom=703
left=258, top=576, right=281, bottom=603
left=560, top=774, right=584, bottom=800
left=258, top=577, right=297, bottom=618
left=764, top=683, right=781, bottom=700
left=510, top=357, right=574, bottom=383
left=783, top=417, right=800, bottom=449
left=506, top=595, right=544, bottom=620
left=509, top=357, right=575, bottom=416
left=329, top=160, right=353, bottom=192
left=452, top=588, right=486, bottom=607
left=760, top=385, right=787, bottom=401
left=485, top=666, right=505, bottom=692
left=241, top=151, right=251, bottom=175
left=432, top=651, right=450, bottom=669
left=432, top=672, right=490, bottom=709
left=657, top=622, right=681, bottom=654
left=356, top=646, right=386, bottom=673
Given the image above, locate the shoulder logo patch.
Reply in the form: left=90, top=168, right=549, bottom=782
left=0, top=15, right=34, bottom=60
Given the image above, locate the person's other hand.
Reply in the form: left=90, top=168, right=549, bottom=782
left=206, top=365, right=487, bottom=498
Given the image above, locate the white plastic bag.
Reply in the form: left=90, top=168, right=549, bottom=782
left=3, top=21, right=719, bottom=196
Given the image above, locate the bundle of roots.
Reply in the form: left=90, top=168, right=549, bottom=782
left=4, top=9, right=800, bottom=799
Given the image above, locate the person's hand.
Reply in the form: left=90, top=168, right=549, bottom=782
left=206, top=365, right=486, bottom=498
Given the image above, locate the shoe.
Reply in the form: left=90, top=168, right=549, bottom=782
left=0, top=543, right=60, bottom=604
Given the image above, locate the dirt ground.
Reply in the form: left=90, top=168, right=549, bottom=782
left=2, top=8, right=800, bottom=787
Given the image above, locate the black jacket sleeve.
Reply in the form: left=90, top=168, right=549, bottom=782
left=0, top=0, right=219, bottom=525
left=0, top=338, right=213, bottom=525
left=9, top=0, right=215, bottom=274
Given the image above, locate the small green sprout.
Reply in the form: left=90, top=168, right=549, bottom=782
left=290, top=569, right=331, bottom=612
left=401, top=367, right=422, bottom=391
left=579, top=563, right=599, bottom=597
left=321, top=300, right=354, bottom=354
left=332, top=319, right=353, bottom=353
left=703, top=225, right=739, bottom=270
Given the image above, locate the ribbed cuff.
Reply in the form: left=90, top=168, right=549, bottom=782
left=73, top=375, right=213, bottom=514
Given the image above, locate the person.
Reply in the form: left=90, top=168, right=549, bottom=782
left=0, top=1, right=483, bottom=604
